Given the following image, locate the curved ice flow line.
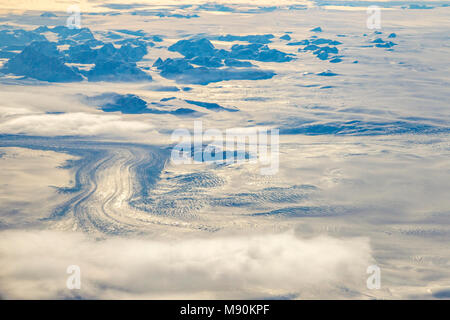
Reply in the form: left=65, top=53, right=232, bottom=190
left=1, top=136, right=319, bottom=236
left=60, top=145, right=222, bottom=235
left=0, top=137, right=217, bottom=236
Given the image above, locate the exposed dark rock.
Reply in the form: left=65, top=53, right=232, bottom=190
left=86, top=60, right=152, bottom=82
left=2, top=41, right=82, bottom=82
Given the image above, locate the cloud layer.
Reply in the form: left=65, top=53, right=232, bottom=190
left=0, top=112, right=155, bottom=138
left=0, top=230, right=371, bottom=299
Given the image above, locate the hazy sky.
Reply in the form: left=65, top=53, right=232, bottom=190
left=0, top=0, right=311, bottom=12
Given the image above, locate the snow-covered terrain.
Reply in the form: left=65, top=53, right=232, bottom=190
left=0, top=1, right=449, bottom=299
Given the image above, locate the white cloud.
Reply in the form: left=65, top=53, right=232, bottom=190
left=0, top=112, right=155, bottom=138
left=0, top=106, right=32, bottom=119
left=0, top=230, right=372, bottom=299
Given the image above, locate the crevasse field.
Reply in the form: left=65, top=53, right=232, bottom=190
left=0, top=0, right=449, bottom=299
